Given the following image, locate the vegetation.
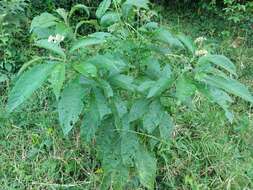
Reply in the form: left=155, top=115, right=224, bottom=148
left=1, top=0, right=252, bottom=189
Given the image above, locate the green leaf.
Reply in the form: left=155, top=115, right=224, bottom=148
left=129, top=99, right=149, bottom=122
left=30, top=12, right=59, bottom=32
left=201, top=75, right=253, bottom=103
left=136, top=147, right=156, bottom=189
left=175, top=76, right=196, bottom=103
left=110, top=74, right=136, bottom=92
left=35, top=39, right=66, bottom=58
left=113, top=96, right=127, bottom=118
left=159, top=112, right=174, bottom=140
left=96, top=0, right=111, bottom=19
left=70, top=37, right=105, bottom=52
left=99, top=80, right=114, bottom=98
left=147, top=76, right=173, bottom=98
left=0, top=74, right=8, bottom=83
left=93, top=88, right=111, bottom=120
left=73, top=62, right=97, bottom=77
left=154, top=28, right=183, bottom=48
left=143, top=100, right=162, bottom=133
left=56, top=8, right=68, bottom=24
left=198, top=55, right=237, bottom=76
left=69, top=4, right=90, bottom=19
left=124, top=0, right=149, bottom=9
left=100, top=12, right=120, bottom=27
left=177, top=34, right=195, bottom=54
left=58, top=80, right=85, bottom=135
left=143, top=56, right=161, bottom=80
left=81, top=97, right=100, bottom=143
left=7, top=63, right=55, bottom=112
left=49, top=63, right=65, bottom=100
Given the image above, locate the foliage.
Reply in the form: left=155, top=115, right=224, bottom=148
left=4, top=0, right=253, bottom=189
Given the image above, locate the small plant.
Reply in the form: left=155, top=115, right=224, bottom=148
left=6, top=0, right=253, bottom=189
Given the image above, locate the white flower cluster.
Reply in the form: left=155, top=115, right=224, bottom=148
left=194, top=36, right=207, bottom=44
left=48, top=34, right=65, bottom=43
left=195, top=49, right=208, bottom=56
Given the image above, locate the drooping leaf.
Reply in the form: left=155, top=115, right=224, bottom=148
left=177, top=34, right=195, bottom=54
left=135, top=147, right=156, bottom=190
left=58, top=80, right=85, bottom=135
left=49, top=63, right=65, bottom=100
left=159, top=112, right=174, bottom=140
left=129, top=99, right=149, bottom=122
left=124, top=0, right=149, bottom=9
left=81, top=97, right=100, bottom=143
left=35, top=39, right=66, bottom=58
left=69, top=4, right=90, bottom=19
left=113, top=96, right=128, bottom=118
left=154, top=28, right=183, bottom=48
left=93, top=88, right=111, bottom=120
left=73, top=62, right=97, bottom=77
left=143, top=56, right=161, bottom=80
left=109, top=74, right=136, bottom=92
left=143, top=100, right=162, bottom=133
left=99, top=79, right=114, bottom=98
left=56, top=8, right=68, bottom=24
left=96, top=0, right=112, bottom=19
left=30, top=12, right=59, bottom=32
left=198, top=54, right=237, bottom=76
left=175, top=75, right=196, bottom=103
left=70, top=37, right=105, bottom=52
left=100, top=12, right=120, bottom=27
left=7, top=63, right=55, bottom=112
left=147, top=76, right=173, bottom=98
left=201, top=75, right=253, bottom=103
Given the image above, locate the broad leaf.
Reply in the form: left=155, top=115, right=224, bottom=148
left=56, top=8, right=68, bottom=24
left=49, top=63, right=65, bottom=100
left=7, top=63, right=55, bottom=112
left=147, top=76, right=173, bottom=98
left=35, top=39, right=66, bottom=58
left=154, top=28, right=183, bottom=48
left=69, top=4, right=90, bottom=19
left=96, top=0, right=111, bottom=19
left=93, top=88, right=111, bottom=120
left=201, top=75, right=253, bottom=103
left=30, top=12, right=58, bottom=32
left=109, top=74, right=136, bottom=92
left=129, top=99, right=149, bottom=122
left=198, top=55, right=237, bottom=76
left=100, top=12, right=120, bottom=27
left=73, top=62, right=97, bottom=77
left=175, top=76, right=196, bottom=103
left=58, top=80, right=85, bottom=135
left=159, top=112, right=174, bottom=140
left=70, top=37, right=105, bottom=52
left=136, top=147, right=156, bottom=189
left=124, top=0, right=149, bottom=9
left=177, top=34, right=195, bottom=54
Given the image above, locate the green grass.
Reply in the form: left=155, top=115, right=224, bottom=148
left=1, top=6, right=253, bottom=190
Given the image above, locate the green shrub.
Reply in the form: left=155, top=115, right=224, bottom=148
left=5, top=0, right=253, bottom=189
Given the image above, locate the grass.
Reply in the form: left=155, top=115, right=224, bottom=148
left=1, top=5, right=253, bottom=190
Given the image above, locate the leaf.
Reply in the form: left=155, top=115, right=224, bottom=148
left=56, top=8, right=68, bottom=24
left=81, top=97, right=100, bottom=143
left=113, top=96, right=127, bottom=118
left=109, top=74, right=136, bottom=92
left=159, top=112, right=174, bottom=140
left=124, top=0, right=149, bottom=9
left=175, top=76, right=196, bottom=103
left=93, top=88, right=111, bottom=120
left=154, top=28, right=183, bottom=48
left=143, top=56, right=161, bottom=80
left=135, top=147, right=156, bottom=189
left=30, top=12, right=59, bottom=32
left=198, top=55, right=237, bottom=76
left=96, top=0, right=111, bottom=19
left=69, top=4, right=90, bottom=19
left=143, top=100, right=162, bottom=133
left=73, top=62, right=97, bottom=77
left=70, top=37, right=105, bottom=52
left=129, top=99, right=149, bottom=122
left=7, top=63, right=55, bottom=112
left=201, top=75, right=253, bottom=103
left=49, top=63, right=65, bottom=100
left=177, top=34, right=195, bottom=54
left=99, top=80, right=114, bottom=98
left=58, top=80, right=85, bottom=135
left=0, top=74, right=8, bottom=83
left=147, top=76, right=173, bottom=98
left=100, top=12, right=120, bottom=27
left=35, top=39, right=65, bottom=58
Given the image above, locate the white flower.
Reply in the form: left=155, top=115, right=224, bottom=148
left=194, top=36, right=207, bottom=44
left=195, top=49, right=208, bottom=56
left=47, top=34, right=64, bottom=43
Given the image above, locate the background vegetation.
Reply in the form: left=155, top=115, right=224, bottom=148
left=0, top=0, right=252, bottom=189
